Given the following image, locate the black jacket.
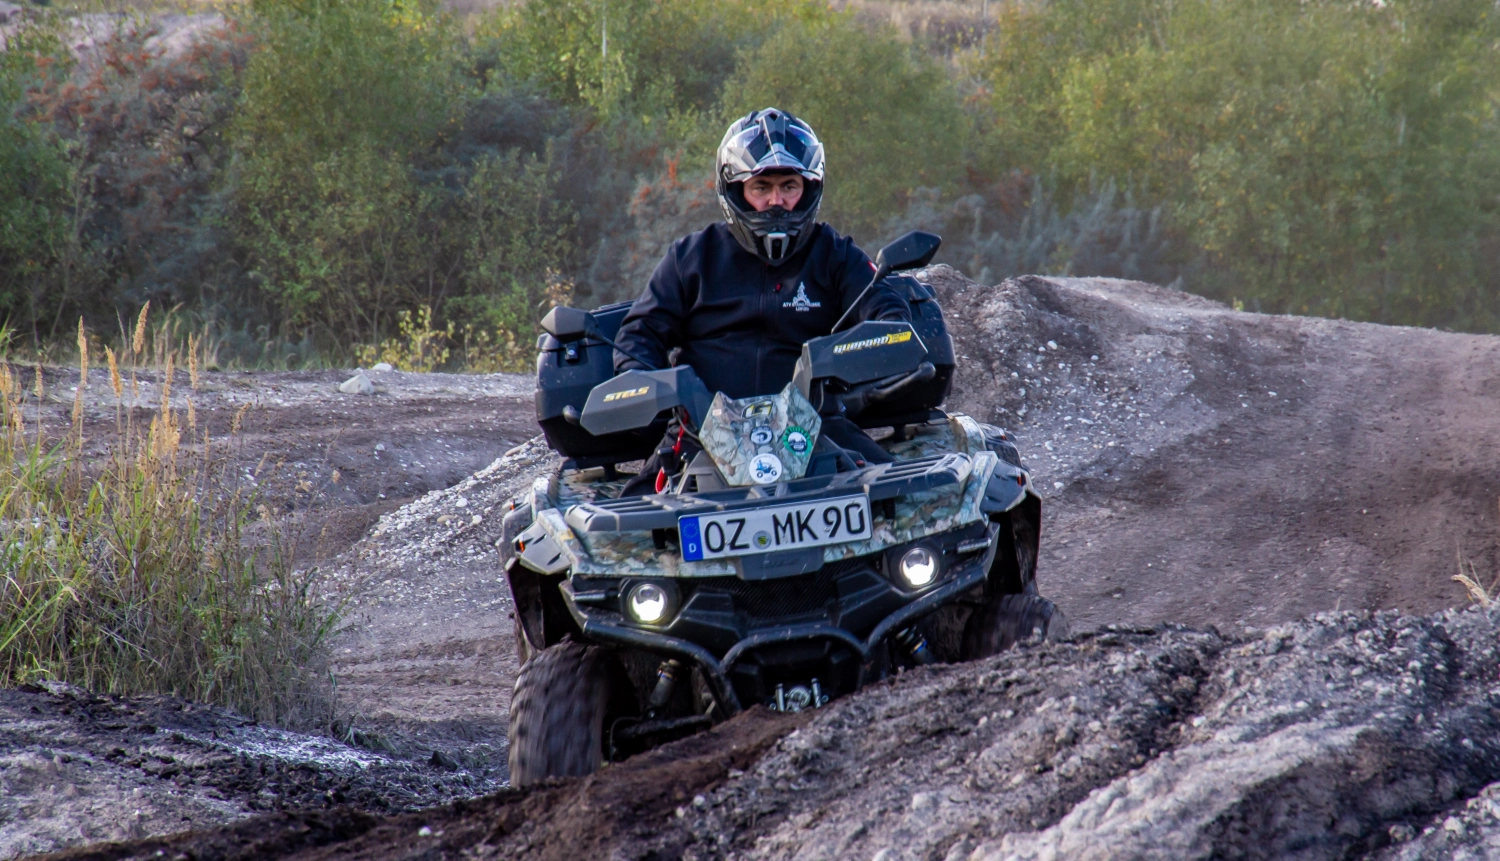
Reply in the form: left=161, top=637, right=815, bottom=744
left=614, top=222, right=910, bottom=399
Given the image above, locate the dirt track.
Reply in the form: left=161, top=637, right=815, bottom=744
left=931, top=270, right=1500, bottom=631
left=8, top=271, right=1500, bottom=858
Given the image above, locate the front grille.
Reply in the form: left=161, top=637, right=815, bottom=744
left=692, top=558, right=868, bottom=619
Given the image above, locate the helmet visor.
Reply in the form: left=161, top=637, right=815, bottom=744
left=720, top=115, right=825, bottom=184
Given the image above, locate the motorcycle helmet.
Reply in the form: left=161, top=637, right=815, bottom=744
left=716, top=108, right=825, bottom=265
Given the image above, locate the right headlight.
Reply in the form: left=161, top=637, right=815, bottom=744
left=898, top=546, right=939, bottom=588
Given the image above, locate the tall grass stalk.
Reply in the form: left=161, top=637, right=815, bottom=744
left=0, top=315, right=343, bottom=728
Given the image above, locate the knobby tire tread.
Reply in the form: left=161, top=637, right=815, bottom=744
left=508, top=640, right=610, bottom=787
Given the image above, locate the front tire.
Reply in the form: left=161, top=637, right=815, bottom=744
left=960, top=593, right=1068, bottom=659
left=508, top=640, right=622, bottom=787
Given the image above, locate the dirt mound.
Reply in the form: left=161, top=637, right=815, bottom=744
left=38, top=606, right=1500, bottom=861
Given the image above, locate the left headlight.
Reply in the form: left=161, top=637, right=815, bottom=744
left=898, top=546, right=939, bottom=589
left=623, top=580, right=677, bottom=626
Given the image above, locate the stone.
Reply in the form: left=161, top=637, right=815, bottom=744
left=339, top=370, right=374, bottom=395
left=372, top=362, right=394, bottom=372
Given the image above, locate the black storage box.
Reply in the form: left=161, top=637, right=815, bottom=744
left=535, top=301, right=664, bottom=467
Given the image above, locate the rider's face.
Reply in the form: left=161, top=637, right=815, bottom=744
left=742, top=173, right=805, bottom=212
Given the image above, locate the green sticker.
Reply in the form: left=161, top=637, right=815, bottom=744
left=782, top=426, right=810, bottom=455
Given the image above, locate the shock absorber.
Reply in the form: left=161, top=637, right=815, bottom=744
left=893, top=627, right=935, bottom=665
left=646, top=659, right=683, bottom=718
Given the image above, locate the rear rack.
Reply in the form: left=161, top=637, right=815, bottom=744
left=564, top=453, right=970, bottom=533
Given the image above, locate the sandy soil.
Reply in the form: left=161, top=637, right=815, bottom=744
left=8, top=270, right=1500, bottom=858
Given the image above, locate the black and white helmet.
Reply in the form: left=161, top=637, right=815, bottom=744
left=716, top=108, right=825, bottom=265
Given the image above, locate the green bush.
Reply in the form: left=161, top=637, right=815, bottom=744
left=229, top=0, right=462, bottom=342
left=974, top=0, right=1500, bottom=328
left=0, top=19, right=87, bottom=342
left=485, top=0, right=815, bottom=118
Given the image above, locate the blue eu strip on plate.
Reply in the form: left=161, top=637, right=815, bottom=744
left=679, top=516, right=704, bottom=561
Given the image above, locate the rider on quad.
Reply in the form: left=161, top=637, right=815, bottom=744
left=504, top=108, right=1067, bottom=788
left=615, top=108, right=913, bottom=494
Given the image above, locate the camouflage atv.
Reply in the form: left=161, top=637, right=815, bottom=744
left=501, top=232, right=1066, bottom=787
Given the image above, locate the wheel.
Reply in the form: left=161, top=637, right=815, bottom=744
left=508, top=640, right=626, bottom=787
left=960, top=593, right=1069, bottom=659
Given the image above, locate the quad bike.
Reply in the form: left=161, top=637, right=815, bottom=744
left=501, top=231, right=1066, bottom=786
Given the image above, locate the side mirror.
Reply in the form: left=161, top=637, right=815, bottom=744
left=541, top=307, right=593, bottom=341
left=874, top=231, right=942, bottom=273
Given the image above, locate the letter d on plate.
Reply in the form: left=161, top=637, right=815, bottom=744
left=679, top=517, right=704, bottom=561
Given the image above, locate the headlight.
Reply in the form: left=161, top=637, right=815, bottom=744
left=626, top=582, right=670, bottom=624
left=898, top=546, right=939, bottom=588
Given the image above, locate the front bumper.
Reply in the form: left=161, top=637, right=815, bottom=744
left=559, top=550, right=990, bottom=715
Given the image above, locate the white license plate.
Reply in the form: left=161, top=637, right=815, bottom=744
left=679, top=495, right=872, bottom=561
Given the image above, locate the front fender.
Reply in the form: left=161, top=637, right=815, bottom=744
left=515, top=514, right=572, bottom=575
left=980, top=457, right=1032, bottom=514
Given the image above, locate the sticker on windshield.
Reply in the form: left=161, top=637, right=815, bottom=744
left=782, top=427, right=810, bottom=455
left=750, top=453, right=783, bottom=484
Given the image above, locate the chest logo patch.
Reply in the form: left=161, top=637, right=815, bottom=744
left=782, top=282, right=822, bottom=312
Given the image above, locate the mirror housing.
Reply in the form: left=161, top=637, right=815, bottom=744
left=874, top=231, right=941, bottom=273
left=541, top=306, right=593, bottom=341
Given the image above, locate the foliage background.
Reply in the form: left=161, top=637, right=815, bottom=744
left=3, top=0, right=1499, bottom=368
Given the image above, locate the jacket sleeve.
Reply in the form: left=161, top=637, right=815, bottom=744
left=613, top=247, right=687, bottom=373
left=835, top=239, right=912, bottom=324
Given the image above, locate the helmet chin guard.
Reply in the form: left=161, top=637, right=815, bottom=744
left=716, top=108, right=825, bottom=265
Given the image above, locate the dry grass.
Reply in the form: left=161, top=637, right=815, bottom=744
left=0, top=309, right=344, bottom=728
left=1452, top=502, right=1500, bottom=608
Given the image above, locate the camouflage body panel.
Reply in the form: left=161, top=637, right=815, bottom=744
left=530, top=509, right=587, bottom=569
left=877, top=413, right=990, bottom=460
left=698, top=383, right=821, bottom=486
left=947, top=414, right=993, bottom=455
left=571, top=530, right=738, bottom=579
left=823, top=450, right=994, bottom=561
left=529, top=470, right=631, bottom=514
